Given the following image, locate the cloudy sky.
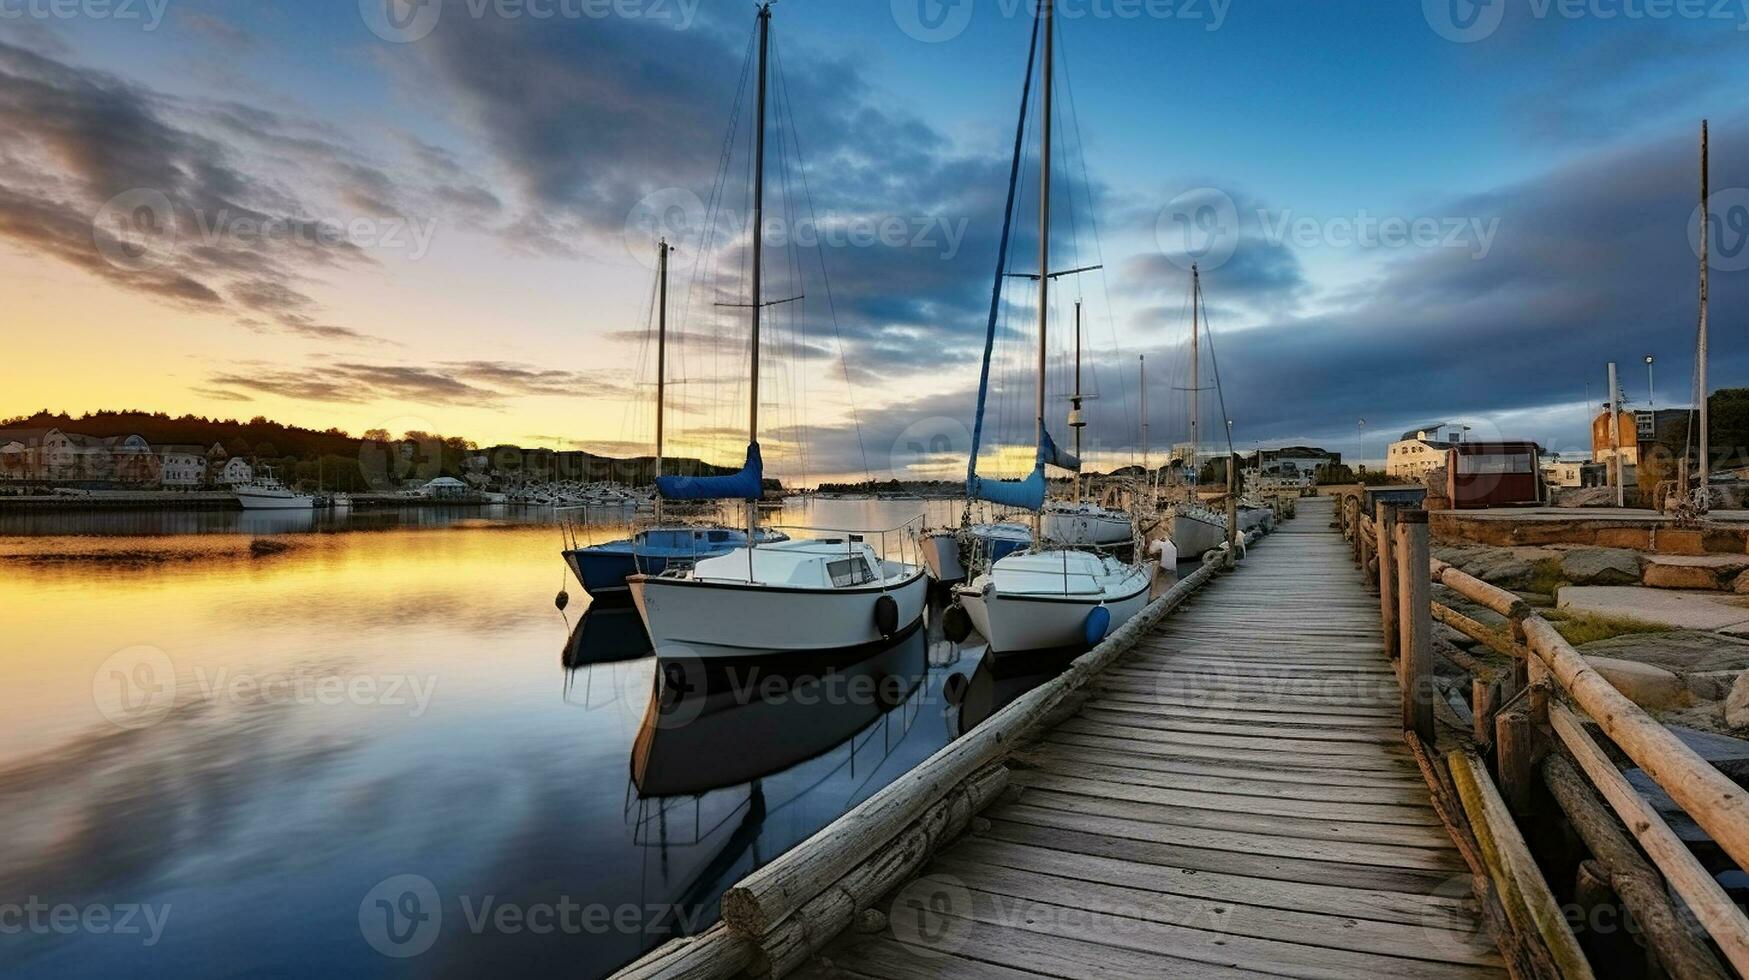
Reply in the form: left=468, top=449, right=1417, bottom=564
left=1, top=0, right=1746, bottom=483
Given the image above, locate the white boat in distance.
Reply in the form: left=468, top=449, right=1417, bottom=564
left=1042, top=500, right=1132, bottom=547
left=626, top=4, right=928, bottom=658
left=235, top=470, right=315, bottom=511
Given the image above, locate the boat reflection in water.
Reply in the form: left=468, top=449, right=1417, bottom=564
left=562, top=604, right=654, bottom=669
left=948, top=645, right=1084, bottom=737
left=618, top=624, right=934, bottom=944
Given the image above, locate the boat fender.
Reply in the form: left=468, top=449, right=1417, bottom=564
left=942, top=604, right=974, bottom=644
left=555, top=589, right=570, bottom=612
left=874, top=595, right=900, bottom=638
left=1084, top=605, right=1112, bottom=646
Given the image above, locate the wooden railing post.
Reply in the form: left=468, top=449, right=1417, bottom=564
left=1397, top=509, right=1434, bottom=742
left=1377, top=503, right=1398, bottom=662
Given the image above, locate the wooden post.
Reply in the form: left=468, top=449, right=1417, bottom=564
left=1543, top=754, right=1732, bottom=980
left=1398, top=510, right=1434, bottom=742
left=1225, top=453, right=1238, bottom=569
left=1377, top=503, right=1398, bottom=661
left=1496, top=704, right=1536, bottom=818
left=1473, top=677, right=1498, bottom=747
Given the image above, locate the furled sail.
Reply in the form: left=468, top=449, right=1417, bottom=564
left=657, top=443, right=764, bottom=501
left=1042, top=427, right=1080, bottom=472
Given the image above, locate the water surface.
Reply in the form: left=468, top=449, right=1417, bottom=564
left=0, top=499, right=1043, bottom=978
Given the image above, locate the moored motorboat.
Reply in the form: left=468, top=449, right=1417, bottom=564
left=235, top=469, right=315, bottom=511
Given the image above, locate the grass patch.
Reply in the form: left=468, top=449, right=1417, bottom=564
left=1541, top=608, right=1672, bottom=646
left=1527, top=558, right=1568, bottom=598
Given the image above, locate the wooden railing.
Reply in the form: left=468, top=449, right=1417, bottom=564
left=1337, top=500, right=1749, bottom=980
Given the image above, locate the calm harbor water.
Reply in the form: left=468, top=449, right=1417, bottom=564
left=0, top=498, right=1064, bottom=979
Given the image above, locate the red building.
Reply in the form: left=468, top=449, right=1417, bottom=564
left=1445, top=441, right=1544, bottom=509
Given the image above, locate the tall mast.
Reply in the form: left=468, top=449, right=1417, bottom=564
left=1071, top=299, right=1083, bottom=501
left=655, top=238, right=670, bottom=523
left=1140, top=355, right=1149, bottom=495
left=1189, top=264, right=1201, bottom=490
left=1699, top=119, right=1711, bottom=492
left=748, top=2, right=771, bottom=546
left=1035, top=0, right=1054, bottom=541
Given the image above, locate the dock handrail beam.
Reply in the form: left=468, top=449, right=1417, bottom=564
left=1338, top=503, right=1749, bottom=978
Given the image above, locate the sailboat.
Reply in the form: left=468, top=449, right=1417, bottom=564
left=1162, top=264, right=1231, bottom=559
left=627, top=3, right=929, bottom=657
left=1041, top=300, right=1134, bottom=547
left=952, top=0, right=1152, bottom=654
left=562, top=240, right=786, bottom=600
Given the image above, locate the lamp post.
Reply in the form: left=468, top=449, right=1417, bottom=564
left=1645, top=354, right=1655, bottom=417
left=1357, top=419, right=1367, bottom=474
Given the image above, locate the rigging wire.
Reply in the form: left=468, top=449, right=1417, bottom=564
left=770, top=25, right=875, bottom=487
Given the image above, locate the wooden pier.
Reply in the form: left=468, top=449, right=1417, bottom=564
left=619, top=494, right=1749, bottom=980
left=802, top=498, right=1504, bottom=978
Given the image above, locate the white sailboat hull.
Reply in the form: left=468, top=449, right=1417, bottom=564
left=1042, top=507, right=1132, bottom=546
left=921, top=531, right=965, bottom=583
left=1169, top=508, right=1229, bottom=559
left=629, top=542, right=930, bottom=657
left=953, top=551, right=1151, bottom=653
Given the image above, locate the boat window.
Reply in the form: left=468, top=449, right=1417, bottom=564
left=827, top=557, right=875, bottom=588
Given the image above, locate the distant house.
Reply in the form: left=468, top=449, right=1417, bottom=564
left=1245, top=447, right=1342, bottom=488
left=107, top=434, right=158, bottom=485
left=1541, top=455, right=1586, bottom=490
left=157, top=445, right=210, bottom=488
left=211, top=457, right=255, bottom=486
left=423, top=477, right=469, bottom=500
left=1387, top=425, right=1464, bottom=481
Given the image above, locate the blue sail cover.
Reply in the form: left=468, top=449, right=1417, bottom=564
left=1042, top=427, right=1080, bottom=472
left=969, top=463, right=1046, bottom=511
left=656, top=443, right=764, bottom=501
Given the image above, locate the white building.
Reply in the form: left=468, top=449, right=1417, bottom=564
left=1386, top=425, right=1464, bottom=480
left=211, top=457, right=255, bottom=486
left=1541, top=456, right=1585, bottom=489
left=157, top=445, right=209, bottom=488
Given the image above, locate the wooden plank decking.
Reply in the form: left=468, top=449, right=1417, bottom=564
left=808, top=499, right=1505, bottom=979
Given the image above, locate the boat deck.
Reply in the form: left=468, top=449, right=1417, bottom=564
left=805, top=498, right=1504, bottom=979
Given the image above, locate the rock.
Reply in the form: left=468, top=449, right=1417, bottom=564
left=1578, top=630, right=1749, bottom=675
left=1560, top=548, right=1642, bottom=586
left=1460, top=552, right=1535, bottom=590
left=1729, top=674, right=1749, bottom=730
left=1643, top=563, right=1723, bottom=591
left=1556, top=487, right=1618, bottom=509
left=1584, top=656, right=1688, bottom=710
left=855, top=909, right=888, bottom=934
left=1732, top=570, right=1749, bottom=595
left=1689, top=669, right=1746, bottom=702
